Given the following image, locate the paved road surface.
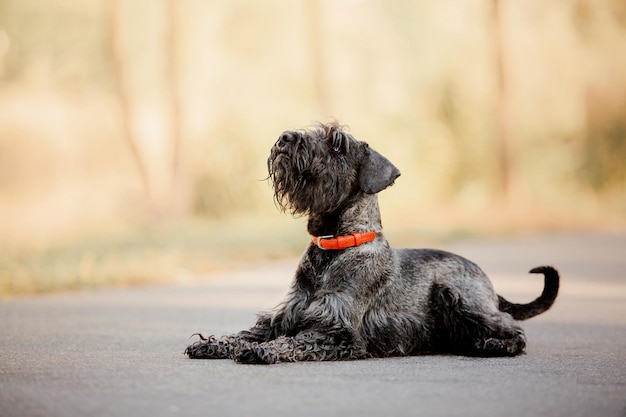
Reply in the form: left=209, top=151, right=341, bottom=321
left=1, top=232, right=625, bottom=417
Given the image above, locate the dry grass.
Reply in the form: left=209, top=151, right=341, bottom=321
left=0, top=217, right=306, bottom=296
left=2, top=202, right=617, bottom=297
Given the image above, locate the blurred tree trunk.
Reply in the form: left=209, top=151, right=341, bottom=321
left=106, top=0, right=151, bottom=200
left=166, top=0, right=182, bottom=202
left=492, top=0, right=511, bottom=201
left=304, top=0, right=331, bottom=117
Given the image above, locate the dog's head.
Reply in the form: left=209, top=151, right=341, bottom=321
left=267, top=122, right=401, bottom=216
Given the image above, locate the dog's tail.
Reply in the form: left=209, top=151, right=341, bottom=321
left=498, top=266, right=560, bottom=320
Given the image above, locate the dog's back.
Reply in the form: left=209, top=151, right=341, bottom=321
left=361, top=247, right=559, bottom=356
left=392, top=248, right=559, bottom=320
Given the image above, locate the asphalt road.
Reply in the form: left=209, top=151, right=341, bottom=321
left=1, top=231, right=625, bottom=417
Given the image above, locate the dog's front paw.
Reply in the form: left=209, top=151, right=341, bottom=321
left=234, top=346, right=278, bottom=365
left=185, top=334, right=231, bottom=359
left=185, top=335, right=216, bottom=359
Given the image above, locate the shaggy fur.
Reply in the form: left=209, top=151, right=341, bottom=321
left=185, top=122, right=560, bottom=364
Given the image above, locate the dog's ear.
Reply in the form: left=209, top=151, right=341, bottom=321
left=359, top=147, right=401, bottom=194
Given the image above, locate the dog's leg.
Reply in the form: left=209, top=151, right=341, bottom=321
left=185, top=313, right=278, bottom=359
left=461, top=310, right=527, bottom=357
left=432, top=284, right=527, bottom=357
left=234, top=328, right=369, bottom=364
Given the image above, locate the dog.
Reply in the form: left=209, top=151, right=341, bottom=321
left=185, top=122, right=559, bottom=364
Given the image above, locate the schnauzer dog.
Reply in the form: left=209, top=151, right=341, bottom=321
left=185, top=122, right=559, bottom=364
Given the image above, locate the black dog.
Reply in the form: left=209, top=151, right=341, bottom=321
left=185, top=122, right=559, bottom=364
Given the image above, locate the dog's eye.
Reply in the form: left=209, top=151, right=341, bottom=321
left=332, top=145, right=342, bottom=153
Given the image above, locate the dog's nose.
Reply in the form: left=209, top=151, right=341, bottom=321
left=279, top=132, right=296, bottom=143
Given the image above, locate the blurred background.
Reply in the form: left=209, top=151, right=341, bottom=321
left=0, top=0, right=624, bottom=295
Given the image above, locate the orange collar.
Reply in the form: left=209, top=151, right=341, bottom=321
left=311, top=231, right=377, bottom=250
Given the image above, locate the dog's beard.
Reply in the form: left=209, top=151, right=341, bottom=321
left=267, top=150, right=355, bottom=217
